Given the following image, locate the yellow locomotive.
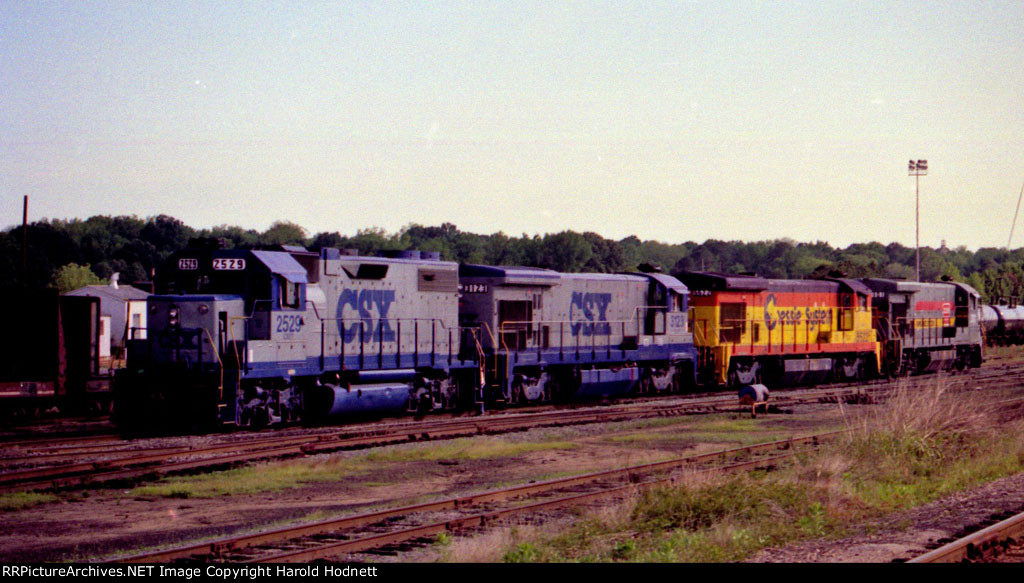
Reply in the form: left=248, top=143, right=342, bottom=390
left=676, top=272, right=880, bottom=387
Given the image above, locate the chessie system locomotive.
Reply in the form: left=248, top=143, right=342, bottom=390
left=114, top=240, right=985, bottom=429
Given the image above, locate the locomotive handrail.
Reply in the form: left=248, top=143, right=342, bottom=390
left=228, top=316, right=246, bottom=372
left=496, top=317, right=644, bottom=344
left=318, top=315, right=456, bottom=328
left=200, top=327, right=225, bottom=400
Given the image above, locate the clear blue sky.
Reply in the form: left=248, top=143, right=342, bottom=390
left=3, top=1, right=1023, bottom=249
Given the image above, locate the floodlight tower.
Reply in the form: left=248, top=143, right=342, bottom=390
left=908, top=159, right=928, bottom=282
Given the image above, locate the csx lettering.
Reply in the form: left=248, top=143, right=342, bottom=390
left=570, top=292, right=612, bottom=336
left=337, top=289, right=396, bottom=343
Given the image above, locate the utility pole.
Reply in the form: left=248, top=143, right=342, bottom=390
left=22, top=195, right=28, bottom=276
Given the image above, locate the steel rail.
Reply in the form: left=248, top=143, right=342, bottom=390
left=259, top=396, right=1024, bottom=564
left=251, top=453, right=797, bottom=563
left=909, top=510, right=1024, bottom=563
left=7, top=363, right=1023, bottom=494
left=0, top=392, right=816, bottom=493
left=116, top=431, right=841, bottom=563
left=7, top=379, right=1021, bottom=494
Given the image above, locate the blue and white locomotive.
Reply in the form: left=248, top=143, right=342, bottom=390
left=116, top=241, right=697, bottom=429
left=458, top=265, right=697, bottom=403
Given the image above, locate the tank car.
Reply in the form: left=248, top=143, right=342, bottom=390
left=861, top=279, right=983, bottom=375
left=675, top=272, right=880, bottom=387
left=115, top=241, right=477, bottom=429
left=458, top=266, right=698, bottom=403
left=980, top=304, right=1024, bottom=346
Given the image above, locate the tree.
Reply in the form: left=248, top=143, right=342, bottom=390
left=141, top=215, right=193, bottom=255
left=205, top=224, right=261, bottom=249
left=53, top=263, right=106, bottom=293
left=534, top=231, right=593, bottom=272
left=261, top=221, right=308, bottom=246
left=308, top=231, right=349, bottom=252
left=582, top=232, right=626, bottom=273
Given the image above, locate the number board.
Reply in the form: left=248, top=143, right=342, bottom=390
left=178, top=258, right=198, bottom=270
left=212, top=258, right=246, bottom=271
left=459, top=283, right=489, bottom=294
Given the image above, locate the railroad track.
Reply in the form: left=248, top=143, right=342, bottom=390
left=0, top=390, right=824, bottom=493
left=115, top=430, right=844, bottom=563
left=4, top=364, right=1024, bottom=495
left=909, top=508, right=1024, bottom=563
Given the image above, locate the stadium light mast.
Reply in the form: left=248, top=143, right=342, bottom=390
left=908, top=159, right=928, bottom=282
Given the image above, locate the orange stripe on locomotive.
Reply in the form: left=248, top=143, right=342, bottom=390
left=677, top=273, right=881, bottom=386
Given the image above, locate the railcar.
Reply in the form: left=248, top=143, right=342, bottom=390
left=863, top=279, right=984, bottom=374
left=675, top=272, right=880, bottom=387
left=458, top=266, right=698, bottom=403
left=0, top=290, right=109, bottom=418
left=116, top=242, right=478, bottom=429
left=980, top=304, right=1024, bottom=346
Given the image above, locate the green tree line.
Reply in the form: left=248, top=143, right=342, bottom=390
left=3, top=215, right=1024, bottom=303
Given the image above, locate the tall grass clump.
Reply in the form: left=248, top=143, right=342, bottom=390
left=837, top=378, right=1023, bottom=508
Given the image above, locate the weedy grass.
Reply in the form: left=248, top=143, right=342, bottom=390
left=466, top=379, right=1024, bottom=563
left=130, top=456, right=372, bottom=498
left=833, top=379, right=1024, bottom=510
left=360, top=436, right=579, bottom=463
left=602, top=415, right=799, bottom=448
left=130, top=434, right=579, bottom=499
left=0, top=491, right=59, bottom=511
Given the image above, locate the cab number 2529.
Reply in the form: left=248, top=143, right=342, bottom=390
left=276, top=315, right=303, bottom=334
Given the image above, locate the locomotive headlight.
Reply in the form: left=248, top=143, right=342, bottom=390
left=168, top=306, right=180, bottom=326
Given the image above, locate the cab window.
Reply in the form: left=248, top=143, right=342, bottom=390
left=279, top=277, right=300, bottom=309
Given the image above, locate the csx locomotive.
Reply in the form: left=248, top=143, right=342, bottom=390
left=115, top=242, right=698, bottom=429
